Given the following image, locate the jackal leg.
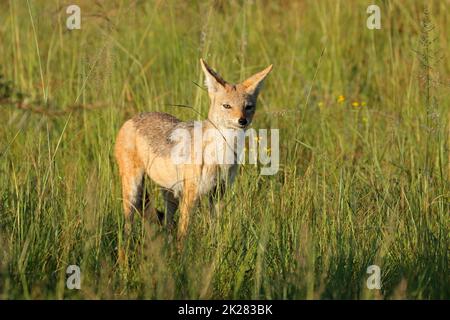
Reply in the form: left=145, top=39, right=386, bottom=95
left=115, top=142, right=145, bottom=232
left=116, top=158, right=144, bottom=266
left=177, top=182, right=198, bottom=241
left=143, top=189, right=165, bottom=225
left=208, top=182, right=226, bottom=218
left=161, top=189, right=178, bottom=228
left=120, top=168, right=145, bottom=229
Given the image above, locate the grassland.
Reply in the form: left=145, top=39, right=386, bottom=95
left=0, top=0, right=448, bottom=299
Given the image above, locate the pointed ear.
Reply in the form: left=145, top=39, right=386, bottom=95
left=200, top=58, right=227, bottom=93
left=241, top=64, right=273, bottom=96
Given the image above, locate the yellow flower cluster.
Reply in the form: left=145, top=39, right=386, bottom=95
left=317, top=96, right=367, bottom=109
left=243, top=137, right=271, bottom=155
left=352, top=101, right=367, bottom=108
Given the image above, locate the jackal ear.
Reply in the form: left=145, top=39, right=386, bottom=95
left=200, top=58, right=227, bottom=93
left=242, top=64, right=273, bottom=96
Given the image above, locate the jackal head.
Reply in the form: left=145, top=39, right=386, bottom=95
left=200, top=59, right=272, bottom=130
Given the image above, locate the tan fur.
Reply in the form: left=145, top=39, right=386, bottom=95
left=115, top=59, right=272, bottom=243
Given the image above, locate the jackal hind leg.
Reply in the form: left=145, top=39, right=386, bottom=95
left=116, top=160, right=144, bottom=267
left=161, top=189, right=178, bottom=229
left=120, top=167, right=145, bottom=234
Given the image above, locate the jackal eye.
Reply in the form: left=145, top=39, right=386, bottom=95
left=245, top=104, right=255, bottom=111
left=222, top=104, right=232, bottom=109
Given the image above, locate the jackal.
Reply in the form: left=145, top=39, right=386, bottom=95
left=115, top=59, right=272, bottom=240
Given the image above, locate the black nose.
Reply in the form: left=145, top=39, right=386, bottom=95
left=238, top=118, right=248, bottom=126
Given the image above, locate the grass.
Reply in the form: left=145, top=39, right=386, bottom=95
left=0, top=0, right=448, bottom=299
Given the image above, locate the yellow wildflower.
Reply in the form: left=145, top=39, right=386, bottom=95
left=337, top=95, right=345, bottom=103
left=352, top=101, right=359, bottom=107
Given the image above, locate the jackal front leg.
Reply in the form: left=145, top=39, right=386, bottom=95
left=177, top=183, right=198, bottom=241
left=209, top=182, right=226, bottom=218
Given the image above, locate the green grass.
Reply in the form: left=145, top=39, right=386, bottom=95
left=0, top=0, right=448, bottom=299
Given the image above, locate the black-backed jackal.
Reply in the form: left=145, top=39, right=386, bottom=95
left=115, top=59, right=272, bottom=242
